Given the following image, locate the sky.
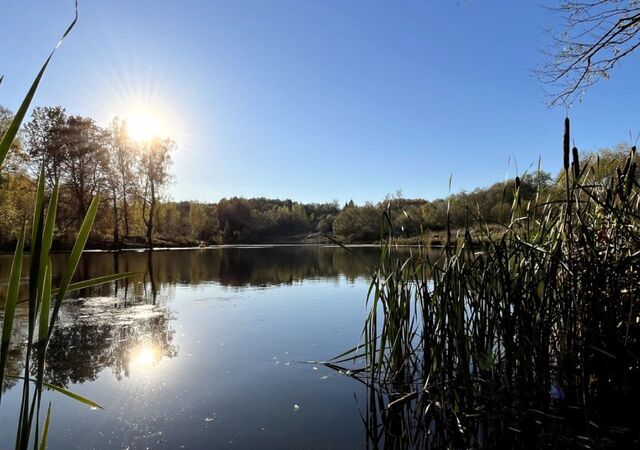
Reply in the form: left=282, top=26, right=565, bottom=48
left=1, top=0, right=640, bottom=204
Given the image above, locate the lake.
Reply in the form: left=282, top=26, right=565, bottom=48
left=0, top=246, right=398, bottom=449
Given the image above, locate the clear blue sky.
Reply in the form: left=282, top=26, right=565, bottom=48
left=2, top=1, right=639, bottom=204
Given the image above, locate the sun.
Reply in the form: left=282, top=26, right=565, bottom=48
left=125, top=110, right=165, bottom=142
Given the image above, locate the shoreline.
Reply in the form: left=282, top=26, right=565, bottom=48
left=0, top=241, right=448, bottom=255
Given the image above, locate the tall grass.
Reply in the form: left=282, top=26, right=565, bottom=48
left=0, top=4, right=132, bottom=449
left=330, top=119, right=640, bottom=446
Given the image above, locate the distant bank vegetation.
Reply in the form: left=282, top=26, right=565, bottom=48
left=1, top=105, right=637, bottom=249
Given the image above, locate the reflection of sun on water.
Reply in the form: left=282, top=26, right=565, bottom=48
left=129, top=343, right=161, bottom=371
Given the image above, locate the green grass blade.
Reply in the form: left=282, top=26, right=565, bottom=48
left=29, top=168, right=46, bottom=310
left=57, top=195, right=99, bottom=300
left=38, top=403, right=52, bottom=450
left=0, top=222, right=26, bottom=405
left=36, top=182, right=59, bottom=311
left=4, top=375, right=103, bottom=410
left=59, top=272, right=138, bottom=293
left=0, top=2, right=77, bottom=168
left=14, top=272, right=138, bottom=306
left=43, top=381, right=104, bottom=411
left=49, top=195, right=100, bottom=337
left=42, top=381, right=103, bottom=410
left=38, top=265, right=51, bottom=345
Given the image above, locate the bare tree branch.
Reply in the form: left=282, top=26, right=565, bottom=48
left=539, top=0, right=640, bottom=107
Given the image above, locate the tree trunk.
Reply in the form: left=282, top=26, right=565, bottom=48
left=112, top=186, right=120, bottom=250
left=122, top=193, right=130, bottom=240
left=146, top=181, right=155, bottom=249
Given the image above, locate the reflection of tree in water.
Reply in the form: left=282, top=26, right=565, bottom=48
left=44, top=299, right=176, bottom=386
left=0, top=247, right=427, bottom=391
left=1, top=252, right=178, bottom=391
left=1, top=247, right=416, bottom=392
left=0, top=322, right=28, bottom=392
left=214, top=247, right=381, bottom=286
left=43, top=250, right=176, bottom=387
left=1, top=247, right=426, bottom=298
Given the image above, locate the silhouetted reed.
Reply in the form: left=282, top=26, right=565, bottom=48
left=331, top=119, right=640, bottom=447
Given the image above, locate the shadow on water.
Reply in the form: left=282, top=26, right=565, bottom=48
left=352, top=372, right=640, bottom=449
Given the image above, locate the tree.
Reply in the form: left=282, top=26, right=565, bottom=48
left=0, top=107, right=26, bottom=173
left=541, top=1, right=640, bottom=106
left=333, top=203, right=381, bottom=243
left=0, top=107, right=33, bottom=247
left=217, top=198, right=253, bottom=243
left=59, top=115, right=108, bottom=224
left=104, top=118, right=138, bottom=247
left=140, top=137, right=174, bottom=248
left=24, top=108, right=109, bottom=230
left=23, top=106, right=67, bottom=186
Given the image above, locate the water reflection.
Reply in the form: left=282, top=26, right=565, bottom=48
left=1, top=246, right=429, bottom=449
left=0, top=246, right=387, bottom=301
left=0, top=246, right=393, bottom=392
left=44, top=297, right=177, bottom=385
left=129, top=342, right=162, bottom=371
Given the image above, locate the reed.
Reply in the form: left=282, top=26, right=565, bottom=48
left=330, top=118, right=640, bottom=446
left=0, top=4, right=132, bottom=449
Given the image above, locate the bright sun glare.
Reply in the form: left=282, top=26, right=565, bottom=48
left=129, top=343, right=160, bottom=371
left=125, top=111, right=164, bottom=142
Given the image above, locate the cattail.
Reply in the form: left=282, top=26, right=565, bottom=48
left=563, top=117, right=570, bottom=171
left=572, top=146, right=580, bottom=179
left=617, top=166, right=623, bottom=184
left=616, top=166, right=625, bottom=200
left=626, top=162, right=636, bottom=196
left=622, top=155, right=631, bottom=176
left=515, top=176, right=521, bottom=189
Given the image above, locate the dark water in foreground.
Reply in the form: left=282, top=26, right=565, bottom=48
left=0, top=246, right=397, bottom=449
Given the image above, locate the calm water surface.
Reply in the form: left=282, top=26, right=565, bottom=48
left=0, top=246, right=402, bottom=449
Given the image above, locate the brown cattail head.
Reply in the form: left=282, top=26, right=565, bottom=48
left=515, top=176, right=521, bottom=189
left=626, top=162, right=636, bottom=196
left=563, top=117, right=570, bottom=171
left=617, top=166, right=624, bottom=197
left=572, top=146, right=580, bottom=179
left=623, top=155, right=631, bottom=176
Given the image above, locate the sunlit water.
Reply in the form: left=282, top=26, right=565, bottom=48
left=0, top=246, right=396, bottom=449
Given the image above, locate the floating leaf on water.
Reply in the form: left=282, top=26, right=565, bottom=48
left=293, top=404, right=300, bottom=411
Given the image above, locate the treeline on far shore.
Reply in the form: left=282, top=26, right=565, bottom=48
left=1, top=105, right=636, bottom=250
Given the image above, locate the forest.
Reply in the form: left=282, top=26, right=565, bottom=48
left=0, top=105, right=634, bottom=249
